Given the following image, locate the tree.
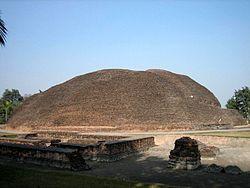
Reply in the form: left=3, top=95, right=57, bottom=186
left=2, top=89, right=24, bottom=105
left=0, top=89, right=23, bottom=124
left=1, top=100, right=13, bottom=122
left=226, top=86, right=250, bottom=122
left=0, top=13, right=7, bottom=46
left=0, top=99, right=5, bottom=124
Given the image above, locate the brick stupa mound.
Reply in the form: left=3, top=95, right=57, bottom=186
left=7, top=69, right=245, bottom=131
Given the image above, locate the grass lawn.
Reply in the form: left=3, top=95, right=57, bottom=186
left=0, top=163, right=176, bottom=188
left=0, top=133, right=17, bottom=138
left=2, top=134, right=18, bottom=138
left=191, top=130, right=250, bottom=138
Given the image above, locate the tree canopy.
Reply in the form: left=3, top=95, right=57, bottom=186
left=2, top=89, right=23, bottom=105
left=0, top=89, right=23, bottom=124
left=226, top=86, right=250, bottom=122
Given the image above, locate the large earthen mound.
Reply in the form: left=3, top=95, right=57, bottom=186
left=7, top=69, right=245, bottom=131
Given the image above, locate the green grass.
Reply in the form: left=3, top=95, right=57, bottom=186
left=0, top=133, right=18, bottom=138
left=0, top=163, right=175, bottom=188
left=2, top=134, right=18, bottom=138
left=191, top=130, right=250, bottom=138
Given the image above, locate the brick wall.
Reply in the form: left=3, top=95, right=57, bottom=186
left=0, top=143, right=89, bottom=170
left=52, top=137, right=155, bottom=161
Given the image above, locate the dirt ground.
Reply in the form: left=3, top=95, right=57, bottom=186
left=1, top=126, right=250, bottom=187
left=82, top=134, right=250, bottom=188
left=154, top=134, right=250, bottom=171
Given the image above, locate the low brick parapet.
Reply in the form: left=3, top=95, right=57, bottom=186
left=52, top=136, right=155, bottom=161
left=0, top=142, right=89, bottom=170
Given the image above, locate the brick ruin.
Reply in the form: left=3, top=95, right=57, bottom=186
left=0, top=142, right=90, bottom=170
left=168, top=137, right=201, bottom=170
left=0, top=131, right=155, bottom=170
left=7, top=69, right=246, bottom=131
left=52, top=137, right=155, bottom=162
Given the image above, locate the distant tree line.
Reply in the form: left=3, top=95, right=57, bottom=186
left=0, top=89, right=23, bottom=124
left=226, top=86, right=250, bottom=123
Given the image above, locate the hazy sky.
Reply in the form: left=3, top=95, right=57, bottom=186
left=0, top=0, right=249, bottom=106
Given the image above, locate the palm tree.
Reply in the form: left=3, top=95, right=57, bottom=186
left=2, top=100, right=12, bottom=122
left=0, top=15, right=7, bottom=46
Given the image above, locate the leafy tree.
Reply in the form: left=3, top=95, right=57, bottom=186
left=0, top=100, right=5, bottom=124
left=1, top=100, right=13, bottom=122
left=2, top=89, right=23, bottom=105
left=0, top=89, right=23, bottom=124
left=226, top=86, right=250, bottom=122
left=0, top=13, right=7, bottom=46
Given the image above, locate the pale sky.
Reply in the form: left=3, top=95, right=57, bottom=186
left=0, top=0, right=250, bottom=106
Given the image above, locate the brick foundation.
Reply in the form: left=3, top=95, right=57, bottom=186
left=52, top=137, right=155, bottom=161
left=0, top=142, right=89, bottom=170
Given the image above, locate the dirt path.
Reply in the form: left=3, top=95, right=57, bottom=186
left=83, top=133, right=250, bottom=188
left=84, top=145, right=250, bottom=188
left=83, top=127, right=250, bottom=136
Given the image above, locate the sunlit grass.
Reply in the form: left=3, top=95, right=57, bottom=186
left=191, top=131, right=250, bottom=138
left=0, top=133, right=17, bottom=138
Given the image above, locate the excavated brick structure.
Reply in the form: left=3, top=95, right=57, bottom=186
left=168, top=137, right=201, bottom=170
left=0, top=142, right=90, bottom=170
